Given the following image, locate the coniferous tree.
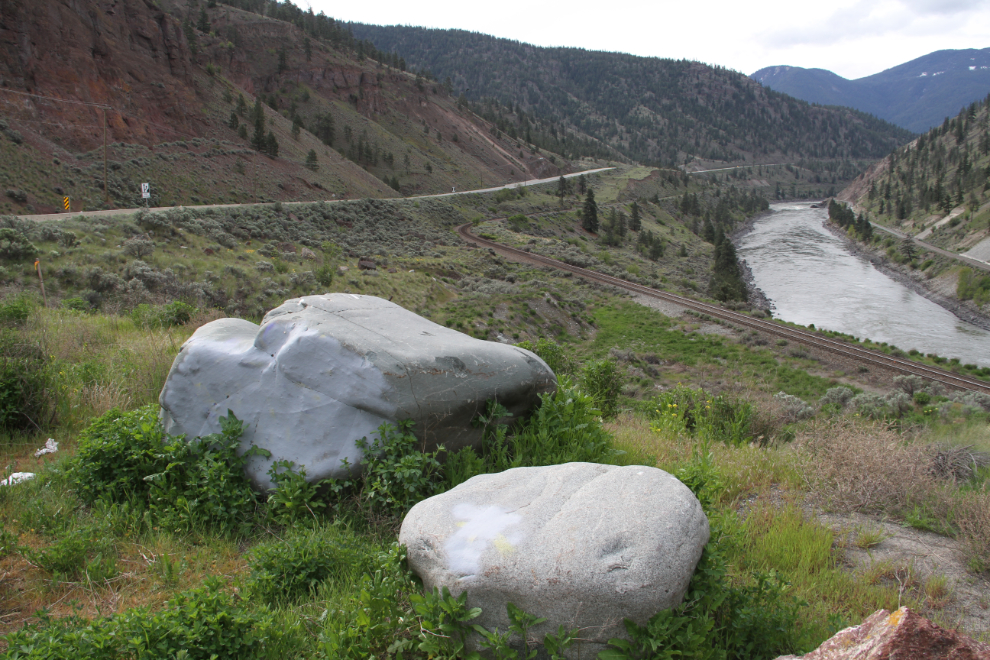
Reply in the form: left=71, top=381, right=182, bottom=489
left=251, top=99, right=266, bottom=151
left=582, top=188, right=598, bottom=233
left=306, top=149, right=319, bottom=171
left=628, top=202, right=641, bottom=231
left=182, top=18, right=198, bottom=56
left=709, top=231, right=747, bottom=302
left=228, top=112, right=239, bottom=130
left=197, top=8, right=210, bottom=33
left=265, top=131, right=279, bottom=158
left=236, top=94, right=247, bottom=117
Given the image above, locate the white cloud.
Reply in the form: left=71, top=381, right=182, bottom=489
left=310, top=0, right=989, bottom=80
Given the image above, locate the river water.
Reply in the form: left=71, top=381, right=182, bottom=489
left=737, top=202, right=990, bottom=367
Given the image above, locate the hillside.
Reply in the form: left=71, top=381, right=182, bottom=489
left=2, top=165, right=990, bottom=653
left=835, top=94, right=990, bottom=319
left=0, top=0, right=566, bottom=215
left=349, top=24, right=914, bottom=177
left=752, top=48, right=990, bottom=133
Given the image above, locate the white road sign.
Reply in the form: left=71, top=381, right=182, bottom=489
left=141, top=183, right=150, bottom=199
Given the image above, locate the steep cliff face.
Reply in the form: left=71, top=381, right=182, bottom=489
left=0, top=0, right=203, bottom=149
left=0, top=0, right=566, bottom=214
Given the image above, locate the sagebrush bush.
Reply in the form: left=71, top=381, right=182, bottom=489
left=773, top=392, right=814, bottom=423
left=818, top=386, right=853, bottom=408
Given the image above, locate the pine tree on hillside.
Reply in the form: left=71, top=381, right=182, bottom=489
left=197, top=8, right=210, bottom=33
left=628, top=202, right=641, bottom=231
left=182, top=18, right=198, bottom=56
left=265, top=131, right=279, bottom=158
left=709, top=231, right=747, bottom=303
left=251, top=100, right=266, bottom=152
left=582, top=189, right=598, bottom=233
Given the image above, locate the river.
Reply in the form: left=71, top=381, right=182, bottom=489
left=737, top=202, right=990, bottom=367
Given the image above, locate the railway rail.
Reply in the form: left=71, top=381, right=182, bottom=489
left=457, top=223, right=990, bottom=396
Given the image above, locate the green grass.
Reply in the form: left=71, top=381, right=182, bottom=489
left=591, top=302, right=838, bottom=398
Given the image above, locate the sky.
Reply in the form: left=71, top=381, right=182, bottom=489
left=305, top=0, right=989, bottom=80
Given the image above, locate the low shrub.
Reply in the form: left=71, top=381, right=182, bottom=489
left=515, top=337, right=574, bottom=377
left=68, top=406, right=266, bottom=535
left=0, top=296, right=32, bottom=324
left=652, top=385, right=754, bottom=446
left=2, top=578, right=299, bottom=659
left=602, top=539, right=808, bottom=660
left=773, top=392, right=814, bottom=423
left=0, top=227, right=38, bottom=261
left=245, top=525, right=376, bottom=605
left=357, top=420, right=444, bottom=514
left=0, top=329, right=55, bottom=431
left=446, top=379, right=616, bottom=488
left=796, top=420, right=934, bottom=515
left=131, top=301, right=196, bottom=328
left=582, top=358, right=622, bottom=419
left=819, top=386, right=853, bottom=408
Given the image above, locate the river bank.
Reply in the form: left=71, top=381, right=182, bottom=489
left=731, top=206, right=790, bottom=317
left=821, top=220, right=990, bottom=333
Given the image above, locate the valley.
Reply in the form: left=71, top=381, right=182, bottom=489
left=0, top=0, right=988, bottom=657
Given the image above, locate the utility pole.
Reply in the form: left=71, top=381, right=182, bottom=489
left=103, top=108, right=109, bottom=206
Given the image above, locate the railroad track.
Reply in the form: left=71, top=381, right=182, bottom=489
left=457, top=223, right=990, bottom=396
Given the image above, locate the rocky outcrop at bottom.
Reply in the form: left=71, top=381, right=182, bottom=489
left=776, top=607, right=990, bottom=660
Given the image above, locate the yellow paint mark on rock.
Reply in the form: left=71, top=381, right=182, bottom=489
left=493, top=533, right=515, bottom=555
left=887, top=608, right=906, bottom=627
left=455, top=521, right=466, bottom=528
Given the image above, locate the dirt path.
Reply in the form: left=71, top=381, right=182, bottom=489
left=817, top=510, right=990, bottom=636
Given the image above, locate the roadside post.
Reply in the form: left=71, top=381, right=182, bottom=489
left=62, top=196, right=69, bottom=212
left=141, top=183, right=151, bottom=208
left=34, top=259, right=47, bottom=307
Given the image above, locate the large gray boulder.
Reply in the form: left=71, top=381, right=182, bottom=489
left=399, top=462, right=710, bottom=657
left=159, top=294, right=555, bottom=489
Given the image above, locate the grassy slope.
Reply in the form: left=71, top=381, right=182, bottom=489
left=0, top=168, right=987, bottom=653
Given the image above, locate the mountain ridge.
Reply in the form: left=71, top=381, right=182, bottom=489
left=751, top=48, right=990, bottom=132
left=350, top=23, right=914, bottom=174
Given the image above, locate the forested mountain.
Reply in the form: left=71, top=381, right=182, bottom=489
left=752, top=48, right=990, bottom=133
left=839, top=94, right=990, bottom=257
left=350, top=24, right=914, bottom=171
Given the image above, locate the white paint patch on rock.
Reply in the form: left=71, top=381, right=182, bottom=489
left=160, top=294, right=555, bottom=490
left=400, top=462, right=709, bottom=657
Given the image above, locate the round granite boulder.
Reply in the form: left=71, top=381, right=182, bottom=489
left=159, top=294, right=555, bottom=489
left=399, top=462, right=710, bottom=657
